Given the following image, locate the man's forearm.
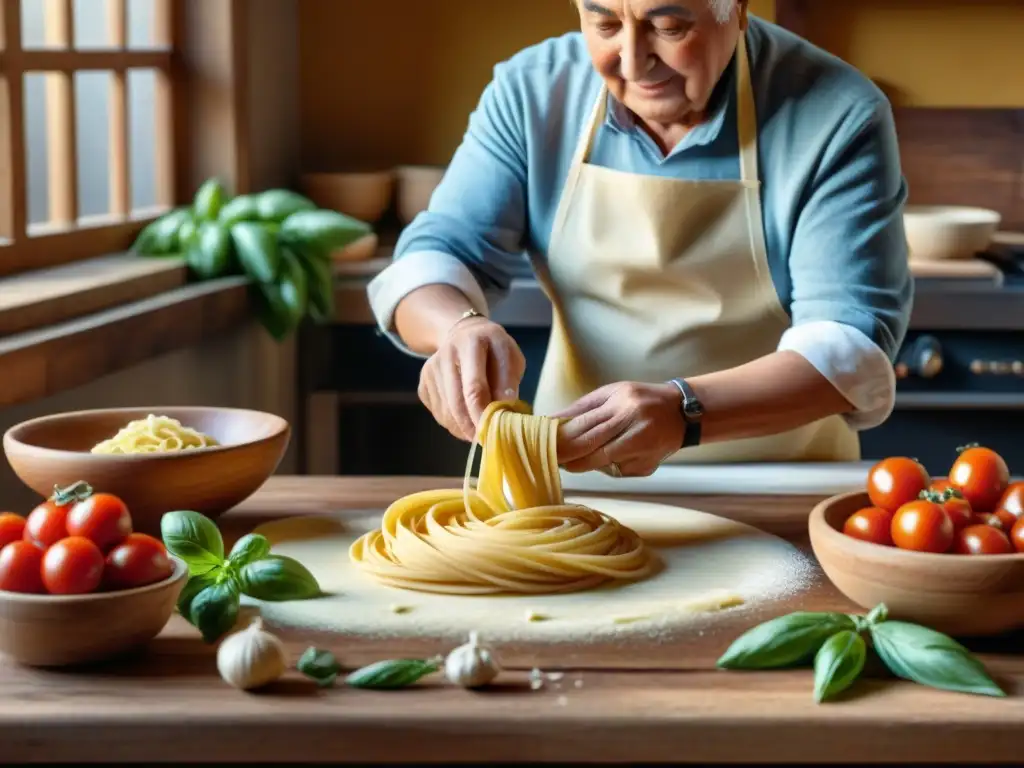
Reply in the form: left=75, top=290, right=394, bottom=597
left=394, top=285, right=478, bottom=356
left=686, top=350, right=856, bottom=443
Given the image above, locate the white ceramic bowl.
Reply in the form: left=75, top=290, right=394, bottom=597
left=903, top=205, right=1001, bottom=261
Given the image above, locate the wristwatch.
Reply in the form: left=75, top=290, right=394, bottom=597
left=668, top=377, right=703, bottom=448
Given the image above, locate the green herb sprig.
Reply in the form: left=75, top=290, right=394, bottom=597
left=132, top=178, right=373, bottom=340
left=161, top=510, right=322, bottom=644
left=296, top=647, right=441, bottom=691
left=717, top=603, right=1005, bottom=702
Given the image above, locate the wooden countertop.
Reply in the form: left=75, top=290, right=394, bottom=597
left=2, top=476, right=1023, bottom=763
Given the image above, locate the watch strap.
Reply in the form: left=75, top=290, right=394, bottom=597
left=668, top=377, right=703, bottom=448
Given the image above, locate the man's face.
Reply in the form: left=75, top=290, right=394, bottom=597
left=578, top=0, right=746, bottom=127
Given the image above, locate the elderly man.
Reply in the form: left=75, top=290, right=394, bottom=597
left=368, top=0, right=912, bottom=478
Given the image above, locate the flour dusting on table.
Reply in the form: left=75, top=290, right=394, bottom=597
left=245, top=496, right=817, bottom=645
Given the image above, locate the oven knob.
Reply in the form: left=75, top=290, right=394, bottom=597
left=912, top=336, right=943, bottom=378
left=970, top=359, right=987, bottom=375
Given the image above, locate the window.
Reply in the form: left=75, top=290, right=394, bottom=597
left=0, top=0, right=174, bottom=277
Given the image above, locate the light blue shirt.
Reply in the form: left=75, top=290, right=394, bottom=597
left=368, top=15, right=912, bottom=429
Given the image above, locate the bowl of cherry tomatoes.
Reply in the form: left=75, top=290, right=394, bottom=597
left=809, top=444, right=1024, bottom=637
left=0, top=481, right=188, bottom=667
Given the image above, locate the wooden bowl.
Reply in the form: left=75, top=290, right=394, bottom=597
left=903, top=205, right=1002, bottom=261
left=395, top=165, right=446, bottom=225
left=808, top=490, right=1024, bottom=636
left=300, top=171, right=394, bottom=224
left=0, top=556, right=188, bottom=667
left=331, top=231, right=379, bottom=264
left=3, top=406, right=290, bottom=533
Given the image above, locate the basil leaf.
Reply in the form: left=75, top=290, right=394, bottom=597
left=813, top=630, right=867, bottom=703
left=177, top=570, right=219, bottom=620
left=188, top=580, right=240, bottom=644
left=345, top=658, right=438, bottom=690
left=161, top=510, right=225, bottom=574
left=870, top=621, right=1005, bottom=697
left=236, top=555, right=321, bottom=601
left=717, top=612, right=858, bottom=670
left=297, top=647, right=342, bottom=687
left=228, top=533, right=271, bottom=567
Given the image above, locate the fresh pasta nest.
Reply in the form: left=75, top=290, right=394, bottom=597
left=91, top=414, right=219, bottom=455
left=349, top=400, right=655, bottom=595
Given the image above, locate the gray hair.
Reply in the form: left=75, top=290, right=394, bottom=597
left=572, top=0, right=736, bottom=24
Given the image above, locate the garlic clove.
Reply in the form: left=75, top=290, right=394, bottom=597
left=217, top=616, right=288, bottom=692
left=444, top=630, right=501, bottom=689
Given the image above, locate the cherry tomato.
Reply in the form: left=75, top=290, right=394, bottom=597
left=23, top=498, right=74, bottom=549
left=867, top=457, right=931, bottom=512
left=1011, top=517, right=1024, bottom=554
left=996, top=482, right=1024, bottom=520
left=953, top=523, right=1013, bottom=555
left=0, top=512, right=26, bottom=549
left=921, top=488, right=972, bottom=530
left=949, top=444, right=1010, bottom=513
left=891, top=499, right=954, bottom=553
left=103, top=533, right=173, bottom=590
left=843, top=506, right=894, bottom=546
left=66, top=493, right=132, bottom=552
left=929, top=479, right=954, bottom=495
left=41, top=537, right=105, bottom=595
left=973, top=509, right=1018, bottom=531
left=0, top=541, right=46, bottom=593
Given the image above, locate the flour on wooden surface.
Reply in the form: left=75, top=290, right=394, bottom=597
left=245, top=496, right=817, bottom=645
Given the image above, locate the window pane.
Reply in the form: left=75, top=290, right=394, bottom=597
left=19, top=0, right=47, bottom=49
left=74, top=71, right=111, bottom=218
left=74, top=0, right=113, bottom=49
left=23, top=72, right=49, bottom=226
left=126, top=0, right=158, bottom=49
left=127, top=68, right=156, bottom=210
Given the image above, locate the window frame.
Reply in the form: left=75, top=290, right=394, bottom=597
left=0, top=0, right=175, bottom=278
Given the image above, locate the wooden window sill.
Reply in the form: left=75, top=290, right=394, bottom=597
left=0, top=255, right=253, bottom=409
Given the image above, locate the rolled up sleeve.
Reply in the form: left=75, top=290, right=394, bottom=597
left=780, top=97, right=913, bottom=430
left=367, top=63, right=530, bottom=355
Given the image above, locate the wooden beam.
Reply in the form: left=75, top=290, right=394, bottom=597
left=107, top=0, right=130, bottom=217
left=42, top=0, right=77, bottom=227
left=0, top=0, right=27, bottom=243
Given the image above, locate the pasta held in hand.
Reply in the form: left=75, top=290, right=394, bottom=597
left=349, top=400, right=655, bottom=595
left=91, top=414, right=219, bottom=455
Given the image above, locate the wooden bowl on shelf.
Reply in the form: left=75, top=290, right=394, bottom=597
left=395, top=165, right=446, bottom=226
left=3, top=406, right=290, bottom=533
left=903, top=205, right=1002, bottom=261
left=808, top=490, right=1024, bottom=637
left=0, top=556, right=188, bottom=667
left=300, top=171, right=394, bottom=224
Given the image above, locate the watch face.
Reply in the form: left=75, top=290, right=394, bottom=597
left=684, top=400, right=704, bottom=418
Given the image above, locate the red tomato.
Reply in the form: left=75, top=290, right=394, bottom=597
left=929, top=479, right=954, bottom=495
left=843, top=506, right=894, bottom=546
left=976, top=509, right=1018, bottom=531
left=922, top=488, right=973, bottom=530
left=949, top=445, right=1010, bottom=513
left=996, top=482, right=1024, bottom=520
left=953, top=523, right=1013, bottom=555
left=103, top=534, right=173, bottom=590
left=1011, top=517, right=1024, bottom=554
left=0, top=512, right=26, bottom=549
left=23, top=498, right=73, bottom=549
left=891, top=499, right=954, bottom=553
left=41, top=537, right=105, bottom=595
left=66, top=493, right=132, bottom=552
left=867, top=457, right=931, bottom=512
left=0, top=541, right=46, bottom=593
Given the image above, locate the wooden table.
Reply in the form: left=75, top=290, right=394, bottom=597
left=2, top=476, right=1023, bottom=763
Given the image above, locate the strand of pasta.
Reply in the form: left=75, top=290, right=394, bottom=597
left=349, top=400, right=654, bottom=595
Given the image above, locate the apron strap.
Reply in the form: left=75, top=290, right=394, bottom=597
left=734, top=32, right=759, bottom=184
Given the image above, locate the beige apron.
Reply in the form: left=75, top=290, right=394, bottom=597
left=531, top=34, right=859, bottom=463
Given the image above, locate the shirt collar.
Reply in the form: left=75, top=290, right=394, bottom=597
left=604, top=48, right=738, bottom=155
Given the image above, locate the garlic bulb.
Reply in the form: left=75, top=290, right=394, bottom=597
left=216, top=617, right=288, bottom=691
left=444, top=630, right=501, bottom=689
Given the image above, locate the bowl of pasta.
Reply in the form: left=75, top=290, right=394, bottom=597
left=2, top=407, right=290, bottom=533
